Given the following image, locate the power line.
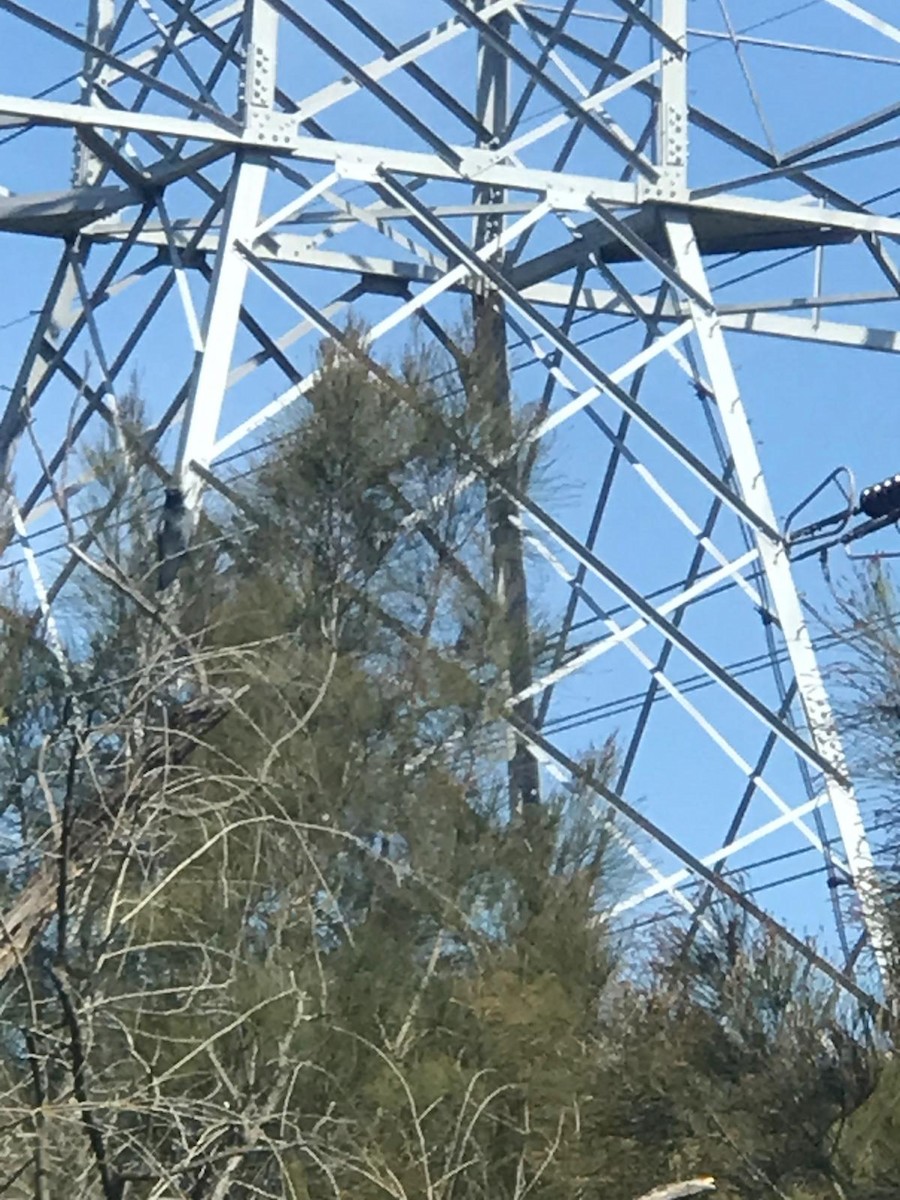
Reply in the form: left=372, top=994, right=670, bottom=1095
left=0, top=210, right=863, bottom=572
left=2, top=13, right=895, bottom=551
left=542, top=620, right=864, bottom=734
left=611, top=800, right=900, bottom=940
left=0, top=0, right=235, bottom=148
left=2, top=0, right=896, bottom=774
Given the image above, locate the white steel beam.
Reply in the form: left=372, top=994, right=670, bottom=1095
left=105, top=1, right=244, bottom=84
left=0, top=92, right=242, bottom=142
left=691, top=192, right=900, bottom=240
left=174, top=0, right=276, bottom=505
left=41, top=220, right=900, bottom=358
left=821, top=0, right=900, bottom=46
left=74, top=0, right=117, bottom=188
left=515, top=546, right=761, bottom=703
left=658, top=0, right=687, bottom=186
left=523, top=281, right=900, bottom=352
left=514, top=718, right=886, bottom=1014
left=612, top=792, right=830, bottom=917
left=519, top=523, right=840, bottom=866
left=292, top=0, right=520, bottom=126
left=665, top=210, right=894, bottom=989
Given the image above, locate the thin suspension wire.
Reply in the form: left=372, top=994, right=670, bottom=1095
left=2, top=1, right=895, bottom=716
left=0, top=0, right=895, bottom=1002
left=714, top=0, right=780, bottom=158
left=523, top=0, right=828, bottom=46
left=7, top=192, right=885, bottom=561
left=546, top=588, right=900, bottom=733
left=0, top=0, right=237, bottom=148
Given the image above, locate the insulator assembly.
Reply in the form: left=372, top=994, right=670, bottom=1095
left=859, top=475, right=900, bottom=521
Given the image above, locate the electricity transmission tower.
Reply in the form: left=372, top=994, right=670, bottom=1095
left=1, top=0, right=900, bottom=1005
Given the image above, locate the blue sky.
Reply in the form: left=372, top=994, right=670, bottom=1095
left=2, top=0, right=900, bottom=982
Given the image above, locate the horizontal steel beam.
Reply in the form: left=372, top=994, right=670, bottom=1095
left=0, top=92, right=242, bottom=141
left=0, top=147, right=230, bottom=234
left=513, top=207, right=857, bottom=288
left=525, top=281, right=900, bottom=352
left=63, top=221, right=900, bottom=354
left=0, top=93, right=643, bottom=207
left=0, top=186, right=139, bottom=233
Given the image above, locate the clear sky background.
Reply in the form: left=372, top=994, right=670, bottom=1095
left=1, top=0, right=900, bottom=982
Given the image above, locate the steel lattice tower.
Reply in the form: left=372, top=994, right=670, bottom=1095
left=1, top=0, right=899, bottom=1006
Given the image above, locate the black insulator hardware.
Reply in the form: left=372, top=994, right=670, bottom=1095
left=859, top=473, right=900, bottom=520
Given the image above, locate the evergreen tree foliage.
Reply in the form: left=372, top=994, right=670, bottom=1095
left=0, top=333, right=894, bottom=1199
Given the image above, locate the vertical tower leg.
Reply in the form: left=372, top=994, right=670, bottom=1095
left=174, top=1, right=277, bottom=508
left=174, top=157, right=268, bottom=506
left=473, top=3, right=541, bottom=815
left=654, top=0, right=892, bottom=995
left=666, top=214, right=894, bottom=991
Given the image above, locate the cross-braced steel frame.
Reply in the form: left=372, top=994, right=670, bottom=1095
left=1, top=0, right=900, bottom=1006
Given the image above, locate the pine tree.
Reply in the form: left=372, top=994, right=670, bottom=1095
left=0, top=333, right=892, bottom=1200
